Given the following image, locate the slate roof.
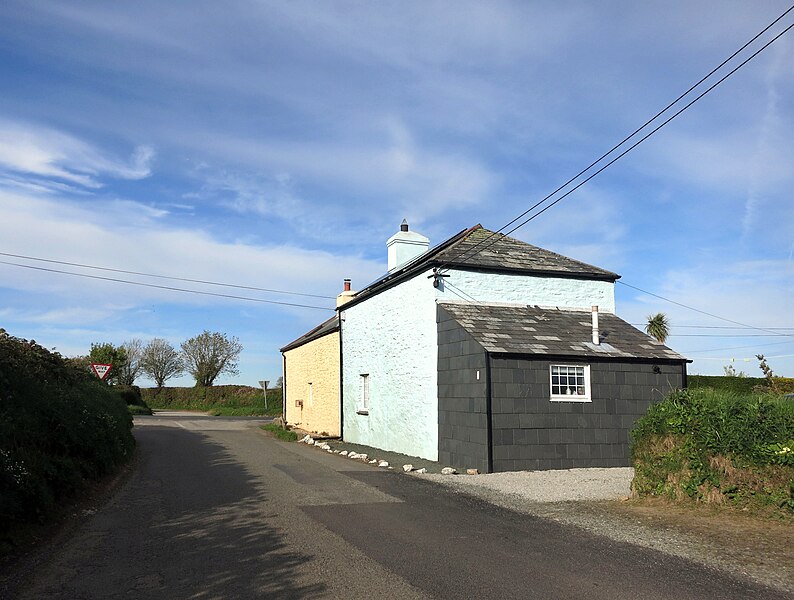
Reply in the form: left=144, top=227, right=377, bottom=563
left=439, top=302, right=688, bottom=362
left=280, top=315, right=339, bottom=353
left=343, top=224, right=619, bottom=309
left=432, top=226, right=619, bottom=279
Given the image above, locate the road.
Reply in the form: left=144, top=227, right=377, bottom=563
left=14, top=413, right=787, bottom=599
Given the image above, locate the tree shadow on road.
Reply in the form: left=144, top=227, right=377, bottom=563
left=20, top=425, right=325, bottom=599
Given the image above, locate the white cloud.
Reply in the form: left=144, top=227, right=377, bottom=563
left=0, top=120, right=154, bottom=189
left=0, top=190, right=383, bottom=314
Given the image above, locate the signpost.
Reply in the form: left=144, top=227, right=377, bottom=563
left=91, top=363, right=113, bottom=381
left=259, top=380, right=269, bottom=412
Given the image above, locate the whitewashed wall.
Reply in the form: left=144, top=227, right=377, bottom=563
left=436, top=270, right=616, bottom=313
left=341, top=269, right=439, bottom=460
left=341, top=266, right=616, bottom=462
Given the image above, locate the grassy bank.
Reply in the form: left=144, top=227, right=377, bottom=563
left=0, top=330, right=135, bottom=551
left=631, top=388, right=793, bottom=516
left=141, top=385, right=283, bottom=416
left=260, top=423, right=298, bottom=441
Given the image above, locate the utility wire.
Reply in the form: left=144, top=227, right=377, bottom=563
left=0, top=251, right=335, bottom=300
left=630, top=323, right=794, bottom=330
left=618, top=281, right=794, bottom=338
left=437, top=6, right=794, bottom=270
left=0, top=260, right=334, bottom=311
left=682, top=339, right=794, bottom=354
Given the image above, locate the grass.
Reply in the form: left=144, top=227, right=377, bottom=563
left=206, top=406, right=279, bottom=416
left=260, top=423, right=298, bottom=442
left=127, top=404, right=153, bottom=416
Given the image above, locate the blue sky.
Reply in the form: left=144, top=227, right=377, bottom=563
left=1, top=1, right=793, bottom=385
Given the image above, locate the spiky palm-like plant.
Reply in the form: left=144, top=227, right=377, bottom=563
left=645, top=312, right=670, bottom=344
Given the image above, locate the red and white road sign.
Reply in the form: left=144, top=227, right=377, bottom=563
left=91, top=363, right=112, bottom=380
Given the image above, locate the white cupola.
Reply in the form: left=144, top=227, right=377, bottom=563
left=387, top=219, right=429, bottom=272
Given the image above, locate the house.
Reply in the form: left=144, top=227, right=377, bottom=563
left=337, top=222, right=688, bottom=471
left=280, top=280, right=355, bottom=437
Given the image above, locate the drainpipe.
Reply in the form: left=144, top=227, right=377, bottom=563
left=591, top=305, right=600, bottom=345
left=338, top=311, right=344, bottom=439
left=485, top=350, right=493, bottom=474
left=282, top=353, right=287, bottom=423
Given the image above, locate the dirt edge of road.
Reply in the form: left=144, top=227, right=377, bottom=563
left=0, top=446, right=141, bottom=598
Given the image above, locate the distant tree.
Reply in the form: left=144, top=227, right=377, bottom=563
left=140, top=338, right=184, bottom=388
left=117, top=338, right=144, bottom=385
left=722, top=364, right=747, bottom=378
left=645, top=313, right=670, bottom=344
left=276, top=375, right=283, bottom=389
left=181, top=331, right=242, bottom=387
left=89, top=342, right=128, bottom=385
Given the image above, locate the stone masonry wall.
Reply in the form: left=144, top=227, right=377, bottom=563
left=284, top=331, right=340, bottom=437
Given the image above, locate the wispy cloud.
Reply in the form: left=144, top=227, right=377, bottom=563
left=0, top=120, right=154, bottom=190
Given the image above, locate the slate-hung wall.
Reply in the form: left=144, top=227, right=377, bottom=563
left=490, top=358, right=685, bottom=472
left=437, top=314, right=489, bottom=473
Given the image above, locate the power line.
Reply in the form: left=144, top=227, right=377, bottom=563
left=437, top=6, right=794, bottom=270
left=618, top=281, right=794, bottom=338
left=670, top=334, right=794, bottom=337
left=0, top=260, right=334, bottom=311
left=0, top=251, right=336, bottom=300
left=682, top=339, right=794, bottom=354
left=630, top=323, right=794, bottom=330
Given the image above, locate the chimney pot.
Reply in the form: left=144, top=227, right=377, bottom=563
left=343, top=278, right=351, bottom=292
left=400, top=219, right=409, bottom=232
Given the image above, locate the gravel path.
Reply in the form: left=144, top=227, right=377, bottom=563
left=419, top=467, right=633, bottom=502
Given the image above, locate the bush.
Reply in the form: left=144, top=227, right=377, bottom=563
left=141, top=385, right=282, bottom=415
left=688, top=374, right=794, bottom=395
left=127, top=404, right=153, bottom=416
left=0, top=329, right=135, bottom=539
left=631, top=388, right=794, bottom=514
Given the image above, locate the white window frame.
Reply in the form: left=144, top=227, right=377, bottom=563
left=549, top=364, right=591, bottom=402
left=357, top=373, right=370, bottom=415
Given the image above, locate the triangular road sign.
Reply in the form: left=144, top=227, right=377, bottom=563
left=91, top=363, right=112, bottom=380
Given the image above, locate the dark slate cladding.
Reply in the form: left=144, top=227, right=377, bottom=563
left=489, top=357, right=685, bottom=471
left=439, top=302, right=687, bottom=362
left=437, top=306, right=489, bottom=473
left=279, top=315, right=339, bottom=353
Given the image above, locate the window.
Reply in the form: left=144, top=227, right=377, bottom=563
left=550, top=365, right=591, bottom=402
left=358, top=374, right=370, bottom=415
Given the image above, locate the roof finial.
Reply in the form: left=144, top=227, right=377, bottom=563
left=400, top=219, right=409, bottom=232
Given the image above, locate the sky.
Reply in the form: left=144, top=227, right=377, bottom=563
left=0, top=1, right=793, bottom=386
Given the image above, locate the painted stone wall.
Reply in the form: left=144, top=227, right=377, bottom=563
left=341, top=269, right=439, bottom=460
left=284, top=331, right=340, bottom=437
left=437, top=306, right=489, bottom=472
left=490, top=358, right=685, bottom=471
left=437, top=270, right=616, bottom=313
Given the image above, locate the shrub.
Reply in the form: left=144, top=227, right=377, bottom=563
left=688, top=374, right=794, bottom=395
left=0, top=329, right=135, bottom=539
left=141, top=385, right=282, bottom=414
left=631, top=388, right=794, bottom=514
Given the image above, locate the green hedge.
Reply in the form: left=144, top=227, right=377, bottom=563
left=688, top=374, right=794, bottom=395
left=0, top=330, right=135, bottom=540
left=141, top=385, right=282, bottom=411
left=631, top=388, right=794, bottom=513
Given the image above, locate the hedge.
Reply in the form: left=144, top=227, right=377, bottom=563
left=688, top=374, right=794, bottom=395
left=631, top=388, right=794, bottom=513
left=141, top=385, right=282, bottom=410
left=0, top=329, right=135, bottom=541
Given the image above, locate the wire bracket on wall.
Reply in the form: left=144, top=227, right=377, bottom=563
left=428, top=268, right=450, bottom=289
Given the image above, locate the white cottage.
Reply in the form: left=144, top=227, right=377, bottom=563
left=339, top=222, right=627, bottom=461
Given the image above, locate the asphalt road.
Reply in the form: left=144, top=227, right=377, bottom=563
left=14, top=413, right=788, bottom=599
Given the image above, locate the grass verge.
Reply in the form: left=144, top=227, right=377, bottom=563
left=260, top=423, right=298, bottom=442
